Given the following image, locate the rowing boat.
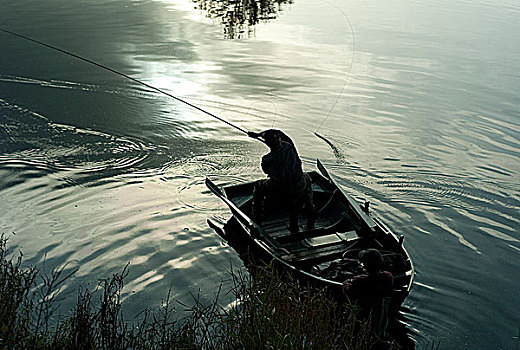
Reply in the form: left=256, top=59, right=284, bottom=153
left=205, top=159, right=414, bottom=314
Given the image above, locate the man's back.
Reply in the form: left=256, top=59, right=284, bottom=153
left=344, top=270, right=394, bottom=306
left=261, top=140, right=303, bottom=185
left=249, top=129, right=314, bottom=231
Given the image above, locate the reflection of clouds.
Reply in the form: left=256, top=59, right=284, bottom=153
left=192, top=0, right=294, bottom=39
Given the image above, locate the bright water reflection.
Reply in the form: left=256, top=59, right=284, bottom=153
left=1, top=0, right=519, bottom=348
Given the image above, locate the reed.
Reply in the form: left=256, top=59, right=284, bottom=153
left=0, top=235, right=406, bottom=349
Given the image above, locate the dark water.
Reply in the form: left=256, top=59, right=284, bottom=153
left=1, top=0, right=519, bottom=348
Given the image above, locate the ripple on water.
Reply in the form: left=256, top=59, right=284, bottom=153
left=166, top=154, right=256, bottom=215
left=0, top=97, right=157, bottom=186
left=0, top=74, right=150, bottom=99
left=0, top=75, right=99, bottom=92
left=373, top=167, right=519, bottom=252
left=376, top=169, right=516, bottom=212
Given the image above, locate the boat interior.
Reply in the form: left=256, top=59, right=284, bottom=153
left=220, top=172, right=412, bottom=288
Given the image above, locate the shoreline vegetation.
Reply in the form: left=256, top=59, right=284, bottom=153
left=1, top=236, right=428, bottom=349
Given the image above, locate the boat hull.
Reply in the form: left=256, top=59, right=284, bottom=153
left=206, top=160, right=414, bottom=317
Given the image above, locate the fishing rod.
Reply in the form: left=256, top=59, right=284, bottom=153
left=0, top=28, right=248, bottom=135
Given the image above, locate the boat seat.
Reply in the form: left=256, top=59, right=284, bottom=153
left=302, top=231, right=357, bottom=248
left=273, top=209, right=357, bottom=244
left=280, top=238, right=361, bottom=266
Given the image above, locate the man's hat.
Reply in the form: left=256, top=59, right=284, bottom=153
left=262, top=129, right=280, bottom=147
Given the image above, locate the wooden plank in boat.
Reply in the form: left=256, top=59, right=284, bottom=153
left=281, top=240, right=354, bottom=265
left=303, top=230, right=357, bottom=247
left=258, top=208, right=368, bottom=237
left=266, top=216, right=336, bottom=240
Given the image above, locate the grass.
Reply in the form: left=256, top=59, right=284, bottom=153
left=0, top=235, right=410, bottom=350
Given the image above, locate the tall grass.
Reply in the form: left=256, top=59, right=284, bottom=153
left=0, top=235, right=402, bottom=349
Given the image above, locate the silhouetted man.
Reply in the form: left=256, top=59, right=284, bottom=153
left=343, top=249, right=394, bottom=337
left=248, top=129, right=315, bottom=232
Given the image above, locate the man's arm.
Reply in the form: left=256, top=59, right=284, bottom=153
left=248, top=129, right=295, bottom=147
left=247, top=131, right=261, bottom=139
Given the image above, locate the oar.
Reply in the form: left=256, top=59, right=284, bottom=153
left=316, top=158, right=332, bottom=180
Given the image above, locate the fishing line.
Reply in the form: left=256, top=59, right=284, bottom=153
left=313, top=0, right=355, bottom=156
left=270, top=102, right=278, bottom=128
left=239, top=100, right=278, bottom=130
left=0, top=28, right=248, bottom=135
left=314, top=0, right=355, bottom=134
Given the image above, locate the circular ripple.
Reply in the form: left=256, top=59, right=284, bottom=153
left=0, top=98, right=155, bottom=185
left=169, top=154, right=257, bottom=213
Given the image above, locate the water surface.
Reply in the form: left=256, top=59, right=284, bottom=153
left=1, top=0, right=519, bottom=348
